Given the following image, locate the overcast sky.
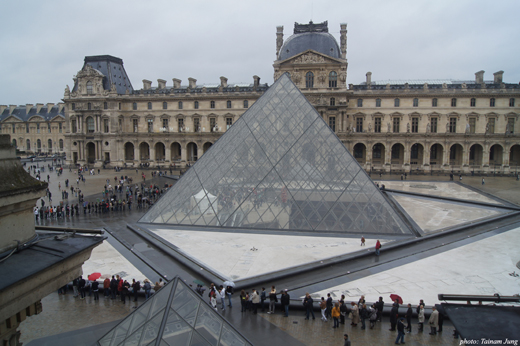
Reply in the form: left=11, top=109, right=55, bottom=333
left=1, top=0, right=519, bottom=106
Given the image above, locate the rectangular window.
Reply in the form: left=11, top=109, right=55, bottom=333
left=48, top=123, right=51, bottom=133
left=413, top=98, right=418, bottom=107
left=411, top=117, right=418, bottom=133
left=393, top=117, right=400, bottom=133
left=469, top=118, right=476, bottom=134
left=210, top=118, right=216, bottom=132
left=374, top=117, right=381, bottom=133
left=391, top=145, right=400, bottom=159
left=37, top=123, right=40, bottom=134
left=178, top=118, right=184, bottom=131
left=449, top=117, right=457, bottom=133
left=451, top=98, right=457, bottom=107
left=147, top=119, right=153, bottom=133
left=510, top=98, right=515, bottom=107
left=488, top=118, right=495, bottom=134
left=226, top=117, right=233, bottom=130
left=394, top=98, right=400, bottom=107
left=12, top=124, right=15, bottom=134
left=328, top=117, right=336, bottom=132
left=431, top=118, right=438, bottom=133
left=133, top=119, right=138, bottom=133
left=376, top=99, right=381, bottom=107
left=119, top=102, right=122, bottom=110
left=357, top=99, right=363, bottom=107
left=26, top=124, right=29, bottom=133
left=194, top=118, right=200, bottom=131
left=59, top=122, right=62, bottom=133
left=507, top=118, right=515, bottom=133
left=71, top=120, right=77, bottom=133
left=432, top=98, right=437, bottom=107
left=104, top=119, right=109, bottom=133
left=162, top=119, right=168, bottom=130
left=470, top=98, right=476, bottom=107
left=356, top=118, right=363, bottom=133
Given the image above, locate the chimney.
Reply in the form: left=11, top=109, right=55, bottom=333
left=340, top=23, right=347, bottom=59
left=9, top=105, right=16, bottom=113
left=366, top=72, right=372, bottom=86
left=276, top=26, right=284, bottom=58
left=47, top=103, right=55, bottom=110
left=172, top=78, right=181, bottom=89
left=475, top=70, right=485, bottom=84
left=493, top=71, right=504, bottom=84
left=157, top=79, right=166, bottom=89
left=220, top=76, right=228, bottom=88
left=0, top=105, right=6, bottom=114
left=253, top=75, right=261, bottom=89
left=36, top=103, right=44, bottom=113
left=26, top=104, right=33, bottom=112
left=188, top=78, right=197, bottom=89
left=142, top=79, right=152, bottom=90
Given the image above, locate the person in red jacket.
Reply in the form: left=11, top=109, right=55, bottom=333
left=103, top=277, right=111, bottom=298
left=375, top=240, right=381, bottom=256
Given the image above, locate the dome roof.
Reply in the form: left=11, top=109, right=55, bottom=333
left=278, top=31, right=341, bottom=61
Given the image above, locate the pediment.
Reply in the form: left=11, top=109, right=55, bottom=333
left=279, top=50, right=344, bottom=65
left=2, top=115, right=23, bottom=122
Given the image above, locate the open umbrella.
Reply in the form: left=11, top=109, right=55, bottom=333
left=88, top=272, right=101, bottom=281
left=390, top=294, right=403, bottom=305
left=223, top=280, right=235, bottom=288
left=193, top=279, right=205, bottom=286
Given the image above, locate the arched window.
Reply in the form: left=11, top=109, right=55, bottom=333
left=163, top=102, right=168, bottom=110
left=243, top=100, right=249, bottom=108
left=329, top=71, right=337, bottom=88
left=432, top=98, right=438, bottom=107
left=330, top=98, right=336, bottom=106
left=490, top=98, right=495, bottom=107
left=394, top=98, right=400, bottom=107
left=86, top=117, right=95, bottom=133
left=48, top=139, right=52, bottom=150
left=12, top=139, right=17, bottom=148
left=148, top=102, right=152, bottom=110
left=210, top=101, right=215, bottom=109
left=26, top=139, right=30, bottom=150
left=305, top=72, right=314, bottom=88
left=37, top=139, right=41, bottom=149
left=194, top=101, right=199, bottom=109
left=59, top=139, right=63, bottom=150
left=470, top=98, right=476, bottom=107
left=226, top=100, right=232, bottom=109
left=86, top=81, right=93, bottom=94
left=133, top=102, right=137, bottom=110
left=178, top=101, right=183, bottom=110
left=413, top=98, right=419, bottom=107
left=376, top=99, right=381, bottom=107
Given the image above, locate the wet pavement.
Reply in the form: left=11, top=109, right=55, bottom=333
left=18, top=162, right=520, bottom=345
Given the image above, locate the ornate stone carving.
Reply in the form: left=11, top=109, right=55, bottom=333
left=293, top=53, right=325, bottom=64
left=76, top=64, right=103, bottom=78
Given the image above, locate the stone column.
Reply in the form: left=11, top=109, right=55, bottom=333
left=503, top=148, right=510, bottom=173
left=134, top=143, right=139, bottom=162
left=165, top=145, right=171, bottom=163
left=181, top=142, right=187, bottom=162
left=403, top=147, right=410, bottom=171
left=150, top=144, right=155, bottom=162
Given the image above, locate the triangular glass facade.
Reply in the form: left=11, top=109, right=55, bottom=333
left=140, top=74, right=411, bottom=235
left=97, top=277, right=252, bottom=346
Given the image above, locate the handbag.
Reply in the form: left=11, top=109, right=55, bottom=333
left=348, top=312, right=353, bottom=319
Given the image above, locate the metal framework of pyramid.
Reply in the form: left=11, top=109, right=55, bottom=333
left=140, top=74, right=411, bottom=235
left=97, top=277, right=252, bottom=346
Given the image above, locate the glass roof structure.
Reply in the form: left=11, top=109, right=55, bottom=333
left=98, top=277, right=252, bottom=346
left=140, top=73, right=411, bottom=235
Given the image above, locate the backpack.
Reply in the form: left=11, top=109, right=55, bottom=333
left=144, top=282, right=151, bottom=291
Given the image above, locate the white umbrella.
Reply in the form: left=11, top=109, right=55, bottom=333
left=223, top=280, right=235, bottom=287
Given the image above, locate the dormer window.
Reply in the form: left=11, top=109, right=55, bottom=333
left=86, top=81, right=93, bottom=95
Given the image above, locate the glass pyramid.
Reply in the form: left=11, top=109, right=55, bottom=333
left=140, top=74, right=411, bottom=235
left=97, top=277, right=252, bottom=346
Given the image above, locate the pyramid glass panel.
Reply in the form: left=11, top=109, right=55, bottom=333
left=97, top=277, right=252, bottom=346
left=140, top=74, right=412, bottom=236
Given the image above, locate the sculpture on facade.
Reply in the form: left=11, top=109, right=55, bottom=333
left=446, top=122, right=450, bottom=133
left=368, top=123, right=372, bottom=132
left=426, top=122, right=431, bottom=133
left=407, top=123, right=410, bottom=133
left=505, top=122, right=511, bottom=135
left=387, top=122, right=391, bottom=133
left=465, top=123, right=470, bottom=134
left=485, top=122, right=490, bottom=134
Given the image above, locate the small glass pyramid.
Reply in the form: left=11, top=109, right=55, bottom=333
left=140, top=74, right=411, bottom=235
left=97, top=277, right=252, bottom=346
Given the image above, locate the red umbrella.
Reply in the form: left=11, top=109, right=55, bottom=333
left=390, top=294, right=403, bottom=305
left=88, top=272, right=101, bottom=281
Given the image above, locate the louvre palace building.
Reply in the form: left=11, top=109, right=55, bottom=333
left=1, top=20, right=519, bottom=173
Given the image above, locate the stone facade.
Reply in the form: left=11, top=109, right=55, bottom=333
left=1, top=21, right=519, bottom=173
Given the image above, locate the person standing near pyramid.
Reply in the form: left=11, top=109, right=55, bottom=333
left=375, top=240, right=381, bottom=256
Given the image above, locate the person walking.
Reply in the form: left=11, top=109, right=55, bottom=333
left=240, top=290, right=247, bottom=312
left=375, top=239, right=381, bottom=256
left=395, top=318, right=406, bottom=344
left=350, top=302, right=359, bottom=327
left=143, top=279, right=152, bottom=299
left=418, top=304, right=425, bottom=332
left=304, top=293, right=315, bottom=320
left=281, top=289, right=290, bottom=317
left=225, top=285, right=233, bottom=307
left=428, top=306, right=439, bottom=335
left=360, top=236, right=365, bottom=246
left=320, top=297, right=327, bottom=321
left=332, top=302, right=341, bottom=328
left=376, top=296, right=384, bottom=322
left=482, top=178, right=485, bottom=185
left=110, top=275, right=118, bottom=300
left=78, top=276, right=86, bottom=299
left=260, top=287, right=267, bottom=312
left=268, top=286, right=277, bottom=314
left=389, top=300, right=399, bottom=331
left=360, top=303, right=368, bottom=330
left=219, top=285, right=226, bottom=311
left=326, top=293, right=333, bottom=319
left=132, top=279, right=141, bottom=302
left=343, top=334, right=351, bottom=346
left=92, top=280, right=99, bottom=301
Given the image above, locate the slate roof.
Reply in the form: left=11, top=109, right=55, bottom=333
left=352, top=80, right=520, bottom=91
left=73, top=55, right=134, bottom=95
left=0, top=105, right=65, bottom=122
